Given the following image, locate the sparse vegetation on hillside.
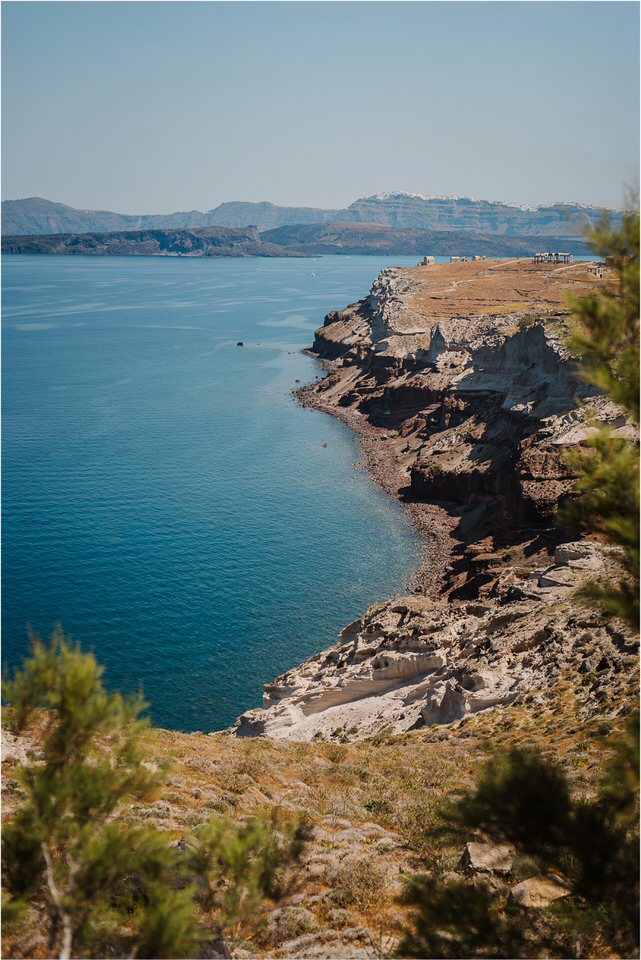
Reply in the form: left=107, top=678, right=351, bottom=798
left=399, top=714, right=639, bottom=959
left=1, top=631, right=308, bottom=959
left=2, top=639, right=636, bottom=958
left=398, top=206, right=640, bottom=960
left=2, top=628, right=198, bottom=960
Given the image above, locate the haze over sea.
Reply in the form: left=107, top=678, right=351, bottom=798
left=3, top=254, right=422, bottom=731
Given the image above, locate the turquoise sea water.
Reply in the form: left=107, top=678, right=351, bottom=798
left=2, top=254, right=421, bottom=731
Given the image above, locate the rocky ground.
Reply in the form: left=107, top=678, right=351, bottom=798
left=3, top=683, right=635, bottom=959
left=232, top=258, right=638, bottom=742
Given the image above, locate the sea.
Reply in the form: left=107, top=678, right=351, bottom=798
left=2, top=254, right=423, bottom=731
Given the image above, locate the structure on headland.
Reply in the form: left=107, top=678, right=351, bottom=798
left=450, top=255, right=468, bottom=263
left=587, top=264, right=604, bottom=278
left=420, top=255, right=435, bottom=265
left=533, top=252, right=572, bottom=265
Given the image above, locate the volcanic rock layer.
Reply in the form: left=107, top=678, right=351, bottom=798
left=233, top=258, right=637, bottom=740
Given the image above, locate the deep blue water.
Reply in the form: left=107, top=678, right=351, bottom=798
left=2, top=254, right=421, bottom=731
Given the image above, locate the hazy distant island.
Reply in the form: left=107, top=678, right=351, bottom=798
left=1, top=191, right=614, bottom=257
left=1, top=225, right=309, bottom=259
left=2, top=191, right=618, bottom=235
left=1, top=223, right=593, bottom=259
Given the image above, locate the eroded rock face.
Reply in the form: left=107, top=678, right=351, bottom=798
left=311, top=263, right=633, bottom=527
left=232, top=543, right=636, bottom=741
left=232, top=259, right=637, bottom=742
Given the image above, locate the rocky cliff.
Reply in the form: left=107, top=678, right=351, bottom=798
left=234, top=258, right=637, bottom=741
left=343, top=193, right=615, bottom=237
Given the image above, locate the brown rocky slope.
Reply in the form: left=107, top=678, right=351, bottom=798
left=233, top=258, right=637, bottom=741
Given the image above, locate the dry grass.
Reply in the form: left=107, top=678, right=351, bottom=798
left=403, top=258, right=615, bottom=323
left=3, top=680, right=635, bottom=957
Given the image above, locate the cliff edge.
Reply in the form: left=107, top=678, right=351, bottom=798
left=234, top=258, right=637, bottom=741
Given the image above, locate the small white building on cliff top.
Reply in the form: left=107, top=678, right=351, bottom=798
left=533, top=252, right=572, bottom=264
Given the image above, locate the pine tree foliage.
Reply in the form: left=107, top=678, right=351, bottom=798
left=2, top=629, right=310, bottom=958
left=448, top=748, right=573, bottom=862
left=566, top=207, right=639, bottom=419
left=564, top=431, right=639, bottom=623
left=2, top=627, right=201, bottom=959
left=397, top=876, right=523, bottom=960
left=562, top=205, right=640, bottom=628
left=187, top=809, right=311, bottom=940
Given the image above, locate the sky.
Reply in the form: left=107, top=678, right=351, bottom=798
left=2, top=1, right=639, bottom=213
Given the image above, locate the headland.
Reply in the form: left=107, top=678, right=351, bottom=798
left=232, top=257, right=638, bottom=741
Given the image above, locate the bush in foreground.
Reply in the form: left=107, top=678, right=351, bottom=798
left=2, top=628, right=307, bottom=959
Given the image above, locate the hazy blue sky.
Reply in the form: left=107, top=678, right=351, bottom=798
left=2, top=1, right=638, bottom=213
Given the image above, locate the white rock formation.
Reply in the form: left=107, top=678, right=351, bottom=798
left=232, top=543, right=634, bottom=742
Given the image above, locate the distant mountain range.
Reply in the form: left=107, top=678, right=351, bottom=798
left=2, top=221, right=590, bottom=259
left=2, top=192, right=615, bottom=238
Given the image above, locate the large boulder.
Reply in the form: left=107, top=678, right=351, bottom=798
left=509, top=875, right=571, bottom=908
left=460, top=841, right=514, bottom=875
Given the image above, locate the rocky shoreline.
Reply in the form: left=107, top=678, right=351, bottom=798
left=232, top=258, right=637, bottom=741
left=296, top=356, right=457, bottom=598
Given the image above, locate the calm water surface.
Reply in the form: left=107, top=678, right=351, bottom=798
left=3, top=254, right=421, bottom=730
